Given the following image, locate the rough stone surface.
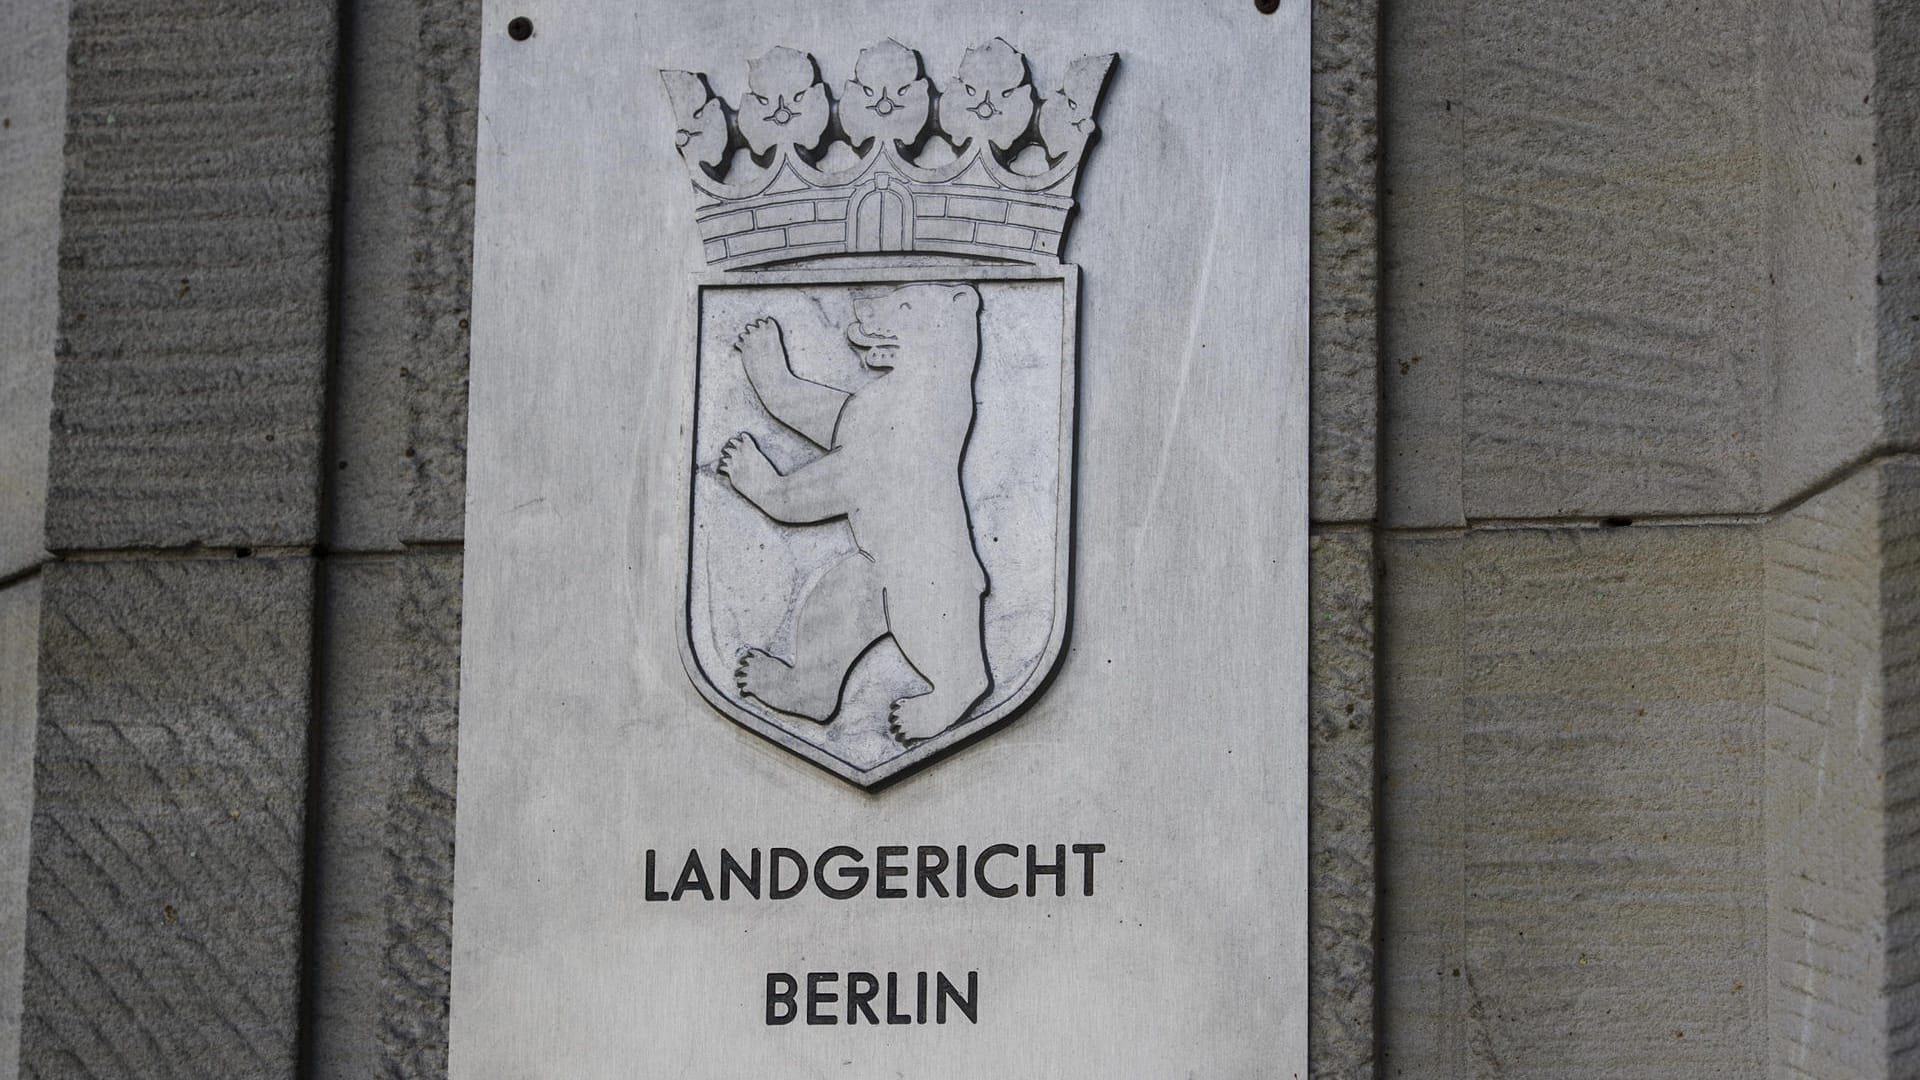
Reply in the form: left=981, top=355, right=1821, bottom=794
left=44, top=0, right=338, bottom=551
left=307, top=553, right=461, bottom=1079
left=1765, top=458, right=1920, bottom=1078
left=1383, top=1, right=1772, bottom=522
left=1378, top=0, right=1463, bottom=528
left=0, top=0, right=64, bottom=578
left=1380, top=525, right=1769, bottom=1077
left=1881, top=2, right=1920, bottom=446
left=1309, top=529, right=1377, bottom=1078
left=21, top=558, right=313, bottom=1079
left=1765, top=465, right=1883, bottom=1077
left=1377, top=534, right=1466, bottom=1077
left=0, top=578, right=42, bottom=1080
left=330, top=0, right=478, bottom=549
left=1886, top=461, right=1920, bottom=1074
left=1760, top=0, right=1882, bottom=508
left=1310, top=0, right=1379, bottom=525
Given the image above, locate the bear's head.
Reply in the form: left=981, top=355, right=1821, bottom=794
left=846, top=283, right=981, bottom=370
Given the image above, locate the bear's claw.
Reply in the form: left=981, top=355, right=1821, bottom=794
left=887, top=693, right=958, bottom=743
left=737, top=648, right=837, bottom=723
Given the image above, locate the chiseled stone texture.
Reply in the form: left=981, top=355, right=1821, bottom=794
left=1881, top=1, right=1920, bottom=447
left=1380, top=524, right=1768, bottom=1078
left=1309, top=530, right=1378, bottom=1078
left=1, top=579, right=43, bottom=1080
left=1765, top=459, right=1920, bottom=1078
left=1309, top=0, right=1379, bottom=525
left=1383, top=0, right=1772, bottom=523
left=44, top=0, right=338, bottom=551
left=21, top=558, right=313, bottom=1079
left=1760, top=0, right=1881, bottom=508
left=307, top=553, right=461, bottom=1079
left=1378, top=0, right=1465, bottom=528
left=1377, top=534, right=1466, bottom=1076
left=1886, top=461, right=1920, bottom=1074
left=330, top=0, right=479, bottom=550
left=0, top=0, right=65, bottom=578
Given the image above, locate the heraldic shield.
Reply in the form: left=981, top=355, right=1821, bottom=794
left=663, top=40, right=1114, bottom=788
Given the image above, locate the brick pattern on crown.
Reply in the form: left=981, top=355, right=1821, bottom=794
left=696, top=184, right=1073, bottom=268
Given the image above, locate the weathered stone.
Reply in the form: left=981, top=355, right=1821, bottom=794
left=1765, top=458, right=1920, bottom=1077
left=0, top=0, right=65, bottom=577
left=1380, top=524, right=1768, bottom=1077
left=1760, top=0, right=1882, bottom=507
left=1885, top=460, right=1920, bottom=1073
left=1459, top=3, right=1769, bottom=518
left=1765, top=466, right=1884, bottom=1077
left=1310, top=0, right=1379, bottom=525
left=1378, top=0, right=1464, bottom=529
left=44, top=0, right=338, bottom=551
left=1383, top=1, right=1773, bottom=521
left=1309, top=529, right=1377, bottom=1078
left=0, top=578, right=42, bottom=1080
left=22, top=558, right=313, bottom=1079
left=330, top=0, right=479, bottom=550
left=1377, top=534, right=1466, bottom=1078
left=1880, top=3, right=1920, bottom=446
left=307, top=552, right=461, bottom=1079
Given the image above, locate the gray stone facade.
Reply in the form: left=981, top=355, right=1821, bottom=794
left=0, top=2, right=1912, bottom=1078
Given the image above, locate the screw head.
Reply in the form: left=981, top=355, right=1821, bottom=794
left=507, top=16, right=533, bottom=40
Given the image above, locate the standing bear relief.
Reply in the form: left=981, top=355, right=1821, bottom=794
left=717, top=282, right=992, bottom=743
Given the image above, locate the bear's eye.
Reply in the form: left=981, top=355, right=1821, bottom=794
left=899, top=302, right=912, bottom=311
left=898, top=84, right=912, bottom=96
left=964, top=84, right=976, bottom=96
left=864, top=85, right=875, bottom=97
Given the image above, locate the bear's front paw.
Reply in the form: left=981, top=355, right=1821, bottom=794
left=733, top=317, right=783, bottom=366
left=718, top=431, right=776, bottom=500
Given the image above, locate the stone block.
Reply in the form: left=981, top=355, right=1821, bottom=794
left=1760, top=0, right=1883, bottom=507
left=330, top=0, right=480, bottom=551
left=307, top=553, right=461, bottom=1079
left=399, top=0, right=481, bottom=545
left=1765, top=458, right=1920, bottom=1077
left=21, top=558, right=313, bottom=1079
left=1461, top=3, right=1769, bottom=518
left=1379, top=0, right=1464, bottom=529
left=1880, top=3, right=1920, bottom=447
left=1380, top=524, right=1768, bottom=1077
left=1377, top=534, right=1466, bottom=1077
left=44, top=0, right=339, bottom=551
left=0, top=578, right=42, bottom=1080
left=1383, top=1, right=1774, bottom=521
left=1309, top=529, right=1377, bottom=1078
left=0, top=0, right=65, bottom=577
left=1885, top=460, right=1920, bottom=1073
left=1310, top=0, right=1379, bottom=524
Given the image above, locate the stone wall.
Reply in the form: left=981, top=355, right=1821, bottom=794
left=0, top=0, right=1914, bottom=1077
left=1377, top=2, right=1920, bottom=1078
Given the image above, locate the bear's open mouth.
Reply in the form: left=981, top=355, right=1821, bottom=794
left=846, top=326, right=897, bottom=350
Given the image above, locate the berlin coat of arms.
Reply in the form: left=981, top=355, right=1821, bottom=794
left=662, top=39, right=1115, bottom=787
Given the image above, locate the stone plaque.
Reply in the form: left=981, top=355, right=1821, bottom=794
left=453, top=3, right=1308, bottom=1076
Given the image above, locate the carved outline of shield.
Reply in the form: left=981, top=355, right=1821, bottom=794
left=677, top=263, right=1076, bottom=789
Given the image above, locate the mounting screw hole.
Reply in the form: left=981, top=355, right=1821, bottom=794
left=507, top=16, right=534, bottom=41
left=1255, top=0, right=1280, bottom=11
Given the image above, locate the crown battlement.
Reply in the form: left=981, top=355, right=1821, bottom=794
left=662, top=39, right=1115, bottom=270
